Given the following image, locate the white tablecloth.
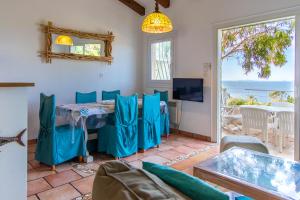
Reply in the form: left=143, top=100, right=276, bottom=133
left=56, top=99, right=168, bottom=124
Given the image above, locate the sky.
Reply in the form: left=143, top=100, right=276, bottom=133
left=222, top=32, right=295, bottom=82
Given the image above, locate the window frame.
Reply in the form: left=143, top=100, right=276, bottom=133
left=146, top=35, right=175, bottom=87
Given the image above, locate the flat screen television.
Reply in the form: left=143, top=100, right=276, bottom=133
left=173, top=78, right=204, bottom=102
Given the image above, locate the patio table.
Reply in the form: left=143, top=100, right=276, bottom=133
left=240, top=105, right=294, bottom=113
left=56, top=99, right=168, bottom=162
left=194, top=147, right=300, bottom=200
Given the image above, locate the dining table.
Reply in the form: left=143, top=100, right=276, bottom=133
left=56, top=99, right=168, bottom=162
left=240, top=105, right=294, bottom=113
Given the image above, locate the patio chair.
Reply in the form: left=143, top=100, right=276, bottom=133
left=138, top=93, right=161, bottom=151
left=221, top=106, right=242, bottom=134
left=97, top=94, right=138, bottom=158
left=240, top=107, right=271, bottom=143
left=276, top=111, right=294, bottom=153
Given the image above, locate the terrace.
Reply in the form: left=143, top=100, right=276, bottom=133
left=221, top=87, right=294, bottom=160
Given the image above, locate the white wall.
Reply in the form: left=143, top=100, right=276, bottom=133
left=142, top=0, right=300, bottom=137
left=0, top=0, right=143, bottom=139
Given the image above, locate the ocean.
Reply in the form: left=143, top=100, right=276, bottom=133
left=222, top=81, right=294, bottom=103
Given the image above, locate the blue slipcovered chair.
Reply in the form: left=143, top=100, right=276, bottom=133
left=154, top=90, right=170, bottom=136
left=102, top=90, right=121, bottom=126
left=97, top=94, right=138, bottom=158
left=75, top=91, right=98, bottom=152
left=76, top=91, right=97, bottom=104
left=138, top=93, right=161, bottom=151
left=35, top=93, right=86, bottom=170
left=102, top=90, right=120, bottom=100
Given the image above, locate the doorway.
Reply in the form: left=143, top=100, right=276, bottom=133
left=217, top=17, right=296, bottom=160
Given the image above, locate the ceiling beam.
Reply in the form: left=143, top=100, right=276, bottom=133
left=118, top=0, right=145, bottom=16
left=156, top=0, right=170, bottom=8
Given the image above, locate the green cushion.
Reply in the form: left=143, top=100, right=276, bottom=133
left=142, top=162, right=229, bottom=200
left=235, top=196, right=252, bottom=200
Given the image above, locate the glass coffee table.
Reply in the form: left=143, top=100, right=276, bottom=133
left=193, top=147, right=300, bottom=200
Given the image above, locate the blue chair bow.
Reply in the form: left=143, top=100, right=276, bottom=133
left=35, top=93, right=86, bottom=167
left=97, top=94, right=138, bottom=158
left=138, top=93, right=161, bottom=151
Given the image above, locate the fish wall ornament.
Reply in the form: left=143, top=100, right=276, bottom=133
left=0, top=129, right=26, bottom=148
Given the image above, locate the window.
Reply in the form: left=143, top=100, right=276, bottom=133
left=150, top=40, right=173, bottom=82
left=70, top=44, right=101, bottom=56
left=70, top=46, right=84, bottom=55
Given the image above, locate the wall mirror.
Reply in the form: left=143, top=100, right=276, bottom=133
left=40, top=21, right=114, bottom=63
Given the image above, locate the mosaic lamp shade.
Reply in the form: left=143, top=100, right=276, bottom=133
left=55, top=35, right=73, bottom=46
left=142, top=2, right=173, bottom=34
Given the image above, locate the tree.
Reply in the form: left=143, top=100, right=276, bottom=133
left=269, top=91, right=287, bottom=102
left=222, top=19, right=295, bottom=78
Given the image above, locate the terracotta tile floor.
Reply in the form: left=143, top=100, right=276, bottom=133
left=27, top=134, right=219, bottom=200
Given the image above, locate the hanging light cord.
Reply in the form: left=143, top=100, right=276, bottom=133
left=155, top=1, right=159, bottom=12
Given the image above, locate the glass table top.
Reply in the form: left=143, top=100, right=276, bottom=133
left=198, top=147, right=300, bottom=199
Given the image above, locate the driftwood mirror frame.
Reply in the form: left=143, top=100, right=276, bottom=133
left=40, top=21, right=114, bottom=63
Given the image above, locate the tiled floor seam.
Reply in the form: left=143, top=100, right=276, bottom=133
left=37, top=183, right=81, bottom=199
left=40, top=177, right=53, bottom=192
left=70, top=181, right=85, bottom=196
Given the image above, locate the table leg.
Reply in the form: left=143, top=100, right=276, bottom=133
left=82, top=118, right=94, bottom=163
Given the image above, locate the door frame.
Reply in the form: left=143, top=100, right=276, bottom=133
left=211, top=6, right=300, bottom=160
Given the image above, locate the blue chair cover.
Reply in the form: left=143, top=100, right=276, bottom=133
left=35, top=93, right=86, bottom=166
left=75, top=91, right=98, bottom=152
left=138, top=93, right=161, bottom=150
left=102, top=90, right=120, bottom=100
left=102, top=90, right=121, bottom=126
left=98, top=94, right=138, bottom=158
left=154, top=90, right=170, bottom=135
left=76, top=91, right=97, bottom=104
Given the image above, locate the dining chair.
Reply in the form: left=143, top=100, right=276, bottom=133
left=138, top=93, right=161, bottom=151
left=102, top=90, right=121, bottom=126
left=154, top=89, right=170, bottom=136
left=75, top=91, right=98, bottom=152
left=102, top=90, right=120, bottom=100
left=35, top=93, right=86, bottom=170
left=97, top=94, right=138, bottom=158
left=75, top=91, right=97, bottom=104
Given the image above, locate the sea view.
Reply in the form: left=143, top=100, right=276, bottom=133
left=222, top=80, right=294, bottom=103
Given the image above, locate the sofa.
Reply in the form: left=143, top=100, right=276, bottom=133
left=92, top=161, right=251, bottom=200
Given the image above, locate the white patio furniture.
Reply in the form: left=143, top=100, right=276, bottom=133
left=239, top=105, right=294, bottom=152
left=221, top=106, right=242, bottom=134
left=276, top=111, right=294, bottom=153
left=271, top=102, right=294, bottom=107
left=220, top=135, right=269, bottom=154
left=240, top=107, right=271, bottom=143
